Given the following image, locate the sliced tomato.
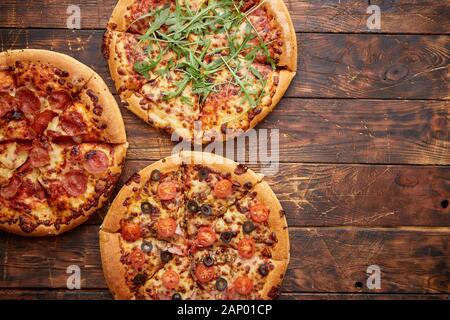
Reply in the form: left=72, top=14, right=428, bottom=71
left=213, top=179, right=232, bottom=199
left=157, top=181, right=178, bottom=201
left=234, top=276, right=253, bottom=295
left=156, top=217, right=177, bottom=238
left=195, top=264, right=215, bottom=284
left=130, top=249, right=145, bottom=270
left=249, top=204, right=269, bottom=223
left=196, top=226, right=217, bottom=247
left=237, top=237, right=256, bottom=259
left=121, top=222, right=142, bottom=242
left=162, top=269, right=180, bottom=289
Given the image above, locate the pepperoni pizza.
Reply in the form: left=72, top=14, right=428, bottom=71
left=104, top=0, right=297, bottom=142
left=100, top=152, right=289, bottom=300
left=0, top=49, right=128, bottom=236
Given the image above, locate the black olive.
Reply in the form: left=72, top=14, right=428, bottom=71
left=172, top=293, right=182, bottom=300
left=258, top=264, right=269, bottom=276
left=220, top=231, right=233, bottom=244
left=215, top=277, right=228, bottom=291
left=160, top=251, right=173, bottom=263
left=132, top=273, right=147, bottom=286
left=243, top=221, right=255, bottom=234
left=141, top=241, right=153, bottom=253
left=150, top=169, right=161, bottom=181
left=187, top=200, right=199, bottom=213
left=198, top=168, right=209, bottom=180
left=243, top=182, right=253, bottom=190
left=203, top=256, right=214, bottom=267
left=10, top=111, right=23, bottom=120
left=141, top=201, right=155, bottom=214
left=200, top=204, right=212, bottom=216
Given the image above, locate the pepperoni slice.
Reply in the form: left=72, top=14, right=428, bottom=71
left=16, top=88, right=41, bottom=117
left=250, top=204, right=269, bottom=223
left=0, top=176, right=22, bottom=199
left=62, top=170, right=88, bottom=197
left=32, top=110, right=57, bottom=135
left=48, top=90, right=72, bottom=111
left=157, top=181, right=178, bottom=201
left=195, top=264, right=215, bottom=284
left=121, top=222, right=142, bottom=242
left=29, top=144, right=50, bottom=168
left=84, top=150, right=109, bottom=175
left=237, top=237, right=256, bottom=259
left=213, top=179, right=232, bottom=199
left=60, top=111, right=87, bottom=136
left=156, top=217, right=177, bottom=238
left=196, top=226, right=217, bottom=247
left=162, top=270, right=180, bottom=289
left=130, top=249, right=146, bottom=270
left=0, top=92, right=15, bottom=118
left=234, top=276, right=253, bottom=295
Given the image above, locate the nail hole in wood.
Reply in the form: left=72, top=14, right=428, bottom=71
left=354, top=281, right=363, bottom=288
left=441, top=200, right=449, bottom=209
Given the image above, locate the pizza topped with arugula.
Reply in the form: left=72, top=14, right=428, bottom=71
left=100, top=152, right=289, bottom=300
left=0, top=49, right=128, bottom=236
left=104, top=0, right=297, bottom=142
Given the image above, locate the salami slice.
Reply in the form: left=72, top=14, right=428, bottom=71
left=32, top=109, right=57, bottom=135
left=15, top=88, right=41, bottom=118
left=0, top=176, right=22, bottom=199
left=60, top=111, right=88, bottom=136
left=62, top=170, right=88, bottom=197
left=0, top=92, right=15, bottom=118
left=48, top=90, right=73, bottom=111
left=29, top=143, right=50, bottom=168
left=84, top=150, right=109, bottom=174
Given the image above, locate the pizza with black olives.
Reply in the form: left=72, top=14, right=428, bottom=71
left=104, top=0, right=297, bottom=143
left=100, top=152, right=289, bottom=300
left=0, top=49, right=128, bottom=236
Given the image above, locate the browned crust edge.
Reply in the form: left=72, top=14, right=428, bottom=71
left=260, top=259, right=289, bottom=300
left=107, top=0, right=134, bottom=32
left=265, top=0, right=298, bottom=72
left=81, top=74, right=127, bottom=144
left=1, top=49, right=96, bottom=90
left=99, top=230, right=134, bottom=299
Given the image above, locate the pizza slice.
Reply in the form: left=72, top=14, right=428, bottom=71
left=35, top=141, right=126, bottom=232
left=200, top=60, right=294, bottom=142
left=44, top=74, right=127, bottom=144
left=181, top=152, right=261, bottom=236
left=0, top=163, right=55, bottom=236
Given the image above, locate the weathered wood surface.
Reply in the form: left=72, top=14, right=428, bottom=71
left=1, top=225, right=449, bottom=293
left=1, top=29, right=448, bottom=100
left=0, top=0, right=449, bottom=300
left=1, top=0, right=449, bottom=34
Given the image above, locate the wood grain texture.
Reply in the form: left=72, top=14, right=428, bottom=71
left=1, top=29, right=448, bottom=100
left=1, top=0, right=449, bottom=34
left=1, top=225, right=449, bottom=294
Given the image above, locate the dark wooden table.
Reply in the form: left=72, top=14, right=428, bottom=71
left=0, top=0, right=449, bottom=300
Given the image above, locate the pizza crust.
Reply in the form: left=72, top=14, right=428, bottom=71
left=107, top=0, right=134, bottom=32
left=2, top=49, right=95, bottom=92
left=101, top=152, right=184, bottom=233
left=260, top=258, right=289, bottom=299
left=265, top=0, right=298, bottom=72
left=99, top=230, right=134, bottom=299
left=81, top=74, right=127, bottom=144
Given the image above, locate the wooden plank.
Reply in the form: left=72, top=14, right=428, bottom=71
left=1, top=29, right=448, bottom=100
left=112, top=161, right=450, bottom=227
left=122, top=99, right=450, bottom=165
left=0, top=289, right=448, bottom=300
left=285, top=227, right=450, bottom=293
left=0, top=0, right=449, bottom=34
left=1, top=225, right=449, bottom=294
